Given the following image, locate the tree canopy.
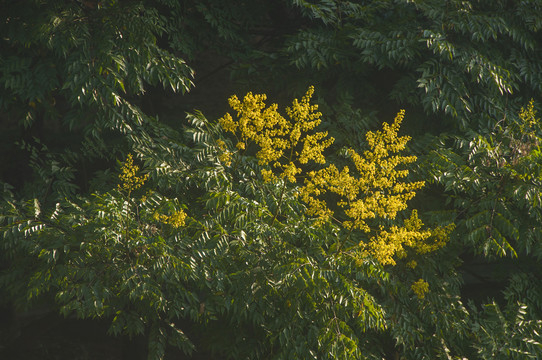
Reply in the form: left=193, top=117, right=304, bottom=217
left=1, top=1, right=542, bottom=359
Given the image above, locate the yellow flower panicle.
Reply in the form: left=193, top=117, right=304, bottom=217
left=153, top=209, right=187, bottom=228
left=411, top=279, right=429, bottom=299
left=215, top=139, right=232, bottom=166
left=118, top=154, right=187, bottom=230
left=299, top=110, right=447, bottom=265
left=218, top=152, right=232, bottom=166
left=118, top=154, right=149, bottom=194
left=415, top=223, right=455, bottom=255
left=362, top=210, right=431, bottom=265
left=301, top=110, right=424, bottom=228
left=168, top=210, right=187, bottom=228
left=218, top=86, right=334, bottom=183
left=218, top=88, right=449, bottom=266
left=216, top=139, right=227, bottom=150
left=519, top=99, right=538, bottom=129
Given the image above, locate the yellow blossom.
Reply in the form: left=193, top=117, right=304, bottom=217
left=218, top=151, right=232, bottom=166
left=216, top=139, right=227, bottom=150
left=414, top=223, right=454, bottom=255
left=302, top=111, right=423, bottom=225
left=361, top=211, right=430, bottom=265
left=153, top=212, right=169, bottom=223
left=236, top=142, right=246, bottom=150
left=261, top=169, right=276, bottom=183
left=154, top=209, right=187, bottom=228
left=300, top=110, right=441, bottom=265
left=218, top=113, right=237, bottom=133
left=218, top=86, right=334, bottom=183
left=519, top=99, right=538, bottom=129
left=118, top=154, right=148, bottom=195
left=169, top=210, right=187, bottom=228
left=282, top=162, right=301, bottom=183
left=215, top=139, right=233, bottom=166
left=411, top=279, right=429, bottom=299
left=219, top=89, right=448, bottom=266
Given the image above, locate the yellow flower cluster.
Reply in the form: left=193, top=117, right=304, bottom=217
left=118, top=154, right=148, bottom=194
left=411, top=278, right=429, bottom=299
left=299, top=111, right=449, bottom=265
left=414, top=223, right=455, bottom=255
left=219, top=88, right=448, bottom=266
left=216, top=139, right=232, bottom=166
left=301, top=111, right=423, bottom=228
left=519, top=99, right=538, bottom=129
left=219, top=86, right=334, bottom=182
left=153, top=209, right=187, bottom=228
left=362, top=211, right=431, bottom=265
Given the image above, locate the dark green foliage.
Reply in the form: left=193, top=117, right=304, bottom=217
left=277, top=0, right=542, bottom=132
left=1, top=112, right=394, bottom=359
left=0, top=0, right=193, bottom=193
left=470, top=300, right=542, bottom=359
left=419, top=103, right=542, bottom=358
left=427, top=103, right=542, bottom=260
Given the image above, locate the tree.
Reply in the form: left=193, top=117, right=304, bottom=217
left=277, top=0, right=542, bottom=130
left=0, top=0, right=193, bottom=193
left=2, top=1, right=542, bottom=359
left=1, top=1, right=193, bottom=357
left=1, top=87, right=449, bottom=359
left=420, top=100, right=542, bottom=359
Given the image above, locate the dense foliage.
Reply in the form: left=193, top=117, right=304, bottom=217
left=1, top=0, right=542, bottom=359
